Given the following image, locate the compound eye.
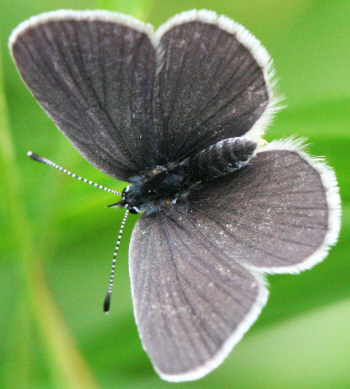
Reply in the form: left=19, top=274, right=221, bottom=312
left=129, top=207, right=139, bottom=214
left=122, top=186, right=130, bottom=199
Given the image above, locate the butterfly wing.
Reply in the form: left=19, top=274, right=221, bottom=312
left=186, top=140, right=341, bottom=273
left=153, top=10, right=276, bottom=163
left=9, top=10, right=157, bottom=181
left=129, top=140, right=340, bottom=381
left=129, top=208, right=268, bottom=382
left=10, top=10, right=276, bottom=179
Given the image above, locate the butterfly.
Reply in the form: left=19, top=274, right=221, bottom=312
left=9, top=9, right=340, bottom=382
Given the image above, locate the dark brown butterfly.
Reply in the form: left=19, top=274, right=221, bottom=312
left=9, top=9, right=340, bottom=382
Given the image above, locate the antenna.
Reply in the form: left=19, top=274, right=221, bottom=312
left=27, top=151, right=122, bottom=196
left=104, top=208, right=129, bottom=314
left=28, top=151, right=129, bottom=314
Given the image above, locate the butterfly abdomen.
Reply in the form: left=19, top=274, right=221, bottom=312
left=187, top=137, right=257, bottom=183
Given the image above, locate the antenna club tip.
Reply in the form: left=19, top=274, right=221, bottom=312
left=103, top=294, right=111, bottom=314
left=27, top=151, right=44, bottom=163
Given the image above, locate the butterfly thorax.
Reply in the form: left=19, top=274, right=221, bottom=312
left=119, top=164, right=193, bottom=215
left=118, top=137, right=257, bottom=215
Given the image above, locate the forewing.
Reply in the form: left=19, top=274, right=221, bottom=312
left=187, top=140, right=341, bottom=273
left=9, top=10, right=157, bottom=181
left=129, top=209, right=267, bottom=381
left=153, top=10, right=274, bottom=163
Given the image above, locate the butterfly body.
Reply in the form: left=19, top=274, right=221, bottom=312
left=118, top=136, right=257, bottom=215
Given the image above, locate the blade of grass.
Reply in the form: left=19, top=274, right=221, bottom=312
left=0, top=36, right=99, bottom=389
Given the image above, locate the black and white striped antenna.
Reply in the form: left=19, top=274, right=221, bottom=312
left=28, top=151, right=128, bottom=313
left=103, top=208, right=129, bottom=314
left=27, top=151, right=122, bottom=196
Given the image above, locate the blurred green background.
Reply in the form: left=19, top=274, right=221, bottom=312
left=1, top=0, right=349, bottom=388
